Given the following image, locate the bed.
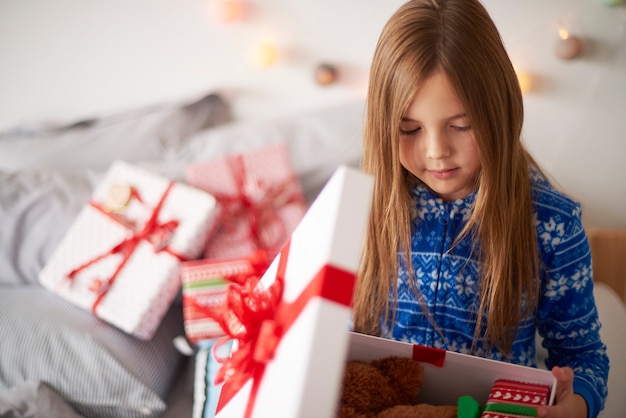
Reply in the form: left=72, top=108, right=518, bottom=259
left=0, top=92, right=624, bottom=418
left=0, top=92, right=364, bottom=418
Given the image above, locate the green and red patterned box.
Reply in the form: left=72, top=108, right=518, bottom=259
left=479, top=379, right=552, bottom=417
left=181, top=250, right=271, bottom=345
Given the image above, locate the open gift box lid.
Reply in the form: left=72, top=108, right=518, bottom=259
left=214, top=165, right=375, bottom=418
left=347, top=331, right=557, bottom=408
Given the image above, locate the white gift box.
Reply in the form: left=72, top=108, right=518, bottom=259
left=347, top=332, right=557, bottom=409
left=39, top=160, right=221, bottom=340
left=214, top=165, right=374, bottom=418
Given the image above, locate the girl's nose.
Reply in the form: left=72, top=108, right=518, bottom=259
left=425, top=131, right=451, bottom=160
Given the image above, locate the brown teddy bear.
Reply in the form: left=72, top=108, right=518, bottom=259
left=337, top=356, right=458, bottom=418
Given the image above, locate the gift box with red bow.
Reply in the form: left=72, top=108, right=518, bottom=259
left=180, top=250, right=272, bottom=345
left=185, top=142, right=308, bottom=260
left=211, top=165, right=374, bottom=418
left=38, top=160, right=221, bottom=340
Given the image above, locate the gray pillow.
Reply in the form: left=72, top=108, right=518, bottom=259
left=0, top=169, right=98, bottom=285
left=0, top=285, right=185, bottom=418
left=0, top=92, right=231, bottom=172
left=0, top=381, right=82, bottom=418
left=0, top=92, right=231, bottom=286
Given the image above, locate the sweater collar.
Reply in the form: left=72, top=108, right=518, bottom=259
left=410, top=183, right=476, bottom=223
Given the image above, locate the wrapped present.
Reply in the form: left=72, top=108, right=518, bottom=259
left=479, top=379, right=551, bottom=418
left=213, top=165, right=374, bottom=418
left=192, top=338, right=233, bottom=418
left=39, top=160, right=221, bottom=340
left=185, top=142, right=308, bottom=260
left=181, top=250, right=272, bottom=345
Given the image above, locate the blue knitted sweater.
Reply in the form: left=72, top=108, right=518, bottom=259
left=384, top=171, right=609, bottom=417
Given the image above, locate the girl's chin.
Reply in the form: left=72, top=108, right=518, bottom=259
left=427, top=185, right=474, bottom=202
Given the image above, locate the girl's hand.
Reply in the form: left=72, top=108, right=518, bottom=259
left=536, top=366, right=587, bottom=418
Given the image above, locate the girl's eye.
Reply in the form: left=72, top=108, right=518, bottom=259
left=451, top=125, right=471, bottom=132
left=400, top=127, right=421, bottom=135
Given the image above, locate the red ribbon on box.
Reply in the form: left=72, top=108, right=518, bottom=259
left=182, top=250, right=272, bottom=334
left=411, top=344, right=447, bottom=368
left=211, top=240, right=356, bottom=417
left=213, top=154, right=305, bottom=255
left=66, top=182, right=186, bottom=312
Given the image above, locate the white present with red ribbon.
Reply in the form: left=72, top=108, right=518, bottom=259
left=212, top=165, right=374, bottom=418
left=185, top=142, right=308, bottom=260
left=38, top=160, right=221, bottom=340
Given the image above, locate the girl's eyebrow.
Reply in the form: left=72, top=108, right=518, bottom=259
left=401, top=113, right=468, bottom=123
left=448, top=113, right=467, bottom=121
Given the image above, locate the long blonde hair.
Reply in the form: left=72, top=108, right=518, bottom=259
left=353, top=0, right=541, bottom=354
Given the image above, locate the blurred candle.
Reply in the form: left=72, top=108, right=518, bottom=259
left=251, top=38, right=279, bottom=69
left=555, top=28, right=583, bottom=60
left=514, top=68, right=532, bottom=93
left=314, top=64, right=339, bottom=86
left=217, top=0, right=245, bottom=23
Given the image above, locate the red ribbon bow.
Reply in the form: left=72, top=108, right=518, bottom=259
left=210, top=240, right=357, bottom=417
left=183, top=249, right=273, bottom=327
left=208, top=248, right=286, bottom=402
left=213, top=154, right=305, bottom=255
left=226, top=249, right=273, bottom=286
left=67, top=182, right=185, bottom=312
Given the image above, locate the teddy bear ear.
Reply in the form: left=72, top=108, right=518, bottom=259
left=371, top=356, right=424, bottom=375
left=369, top=356, right=425, bottom=405
left=340, top=359, right=413, bottom=417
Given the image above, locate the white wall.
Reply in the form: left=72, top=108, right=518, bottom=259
left=0, top=0, right=402, bottom=126
left=1, top=0, right=625, bottom=228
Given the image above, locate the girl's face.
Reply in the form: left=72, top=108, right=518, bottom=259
left=398, top=70, right=481, bottom=202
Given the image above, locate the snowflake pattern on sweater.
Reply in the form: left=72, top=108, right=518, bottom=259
left=384, top=171, right=608, bottom=417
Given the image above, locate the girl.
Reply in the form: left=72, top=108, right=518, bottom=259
left=352, top=1, right=609, bottom=417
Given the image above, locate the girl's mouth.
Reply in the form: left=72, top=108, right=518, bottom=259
left=429, top=168, right=458, bottom=180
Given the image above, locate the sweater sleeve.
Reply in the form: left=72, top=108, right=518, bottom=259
left=536, top=206, right=609, bottom=418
